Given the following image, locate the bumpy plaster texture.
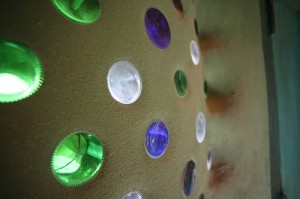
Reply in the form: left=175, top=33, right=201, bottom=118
left=0, top=0, right=271, bottom=198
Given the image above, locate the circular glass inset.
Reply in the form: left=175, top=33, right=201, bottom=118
left=194, top=18, right=199, bottom=36
left=122, top=191, right=145, bottom=199
left=199, top=193, right=205, bottom=199
left=196, top=112, right=206, bottom=143
left=107, top=61, right=142, bottom=104
left=174, top=70, right=187, bottom=97
left=172, top=0, right=184, bottom=18
left=182, top=160, right=196, bottom=197
left=145, top=120, right=169, bottom=158
left=207, top=147, right=212, bottom=171
left=204, top=80, right=208, bottom=98
left=190, top=40, right=200, bottom=65
left=51, top=0, right=101, bottom=24
left=145, top=8, right=171, bottom=49
left=51, top=131, right=104, bottom=186
left=0, top=40, right=43, bottom=103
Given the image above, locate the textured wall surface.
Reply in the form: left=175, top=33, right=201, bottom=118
left=0, top=0, right=271, bottom=198
left=197, top=0, right=271, bottom=198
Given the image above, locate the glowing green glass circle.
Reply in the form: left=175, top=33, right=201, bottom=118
left=51, top=0, right=101, bottom=24
left=174, top=70, right=188, bottom=97
left=51, top=131, right=104, bottom=186
left=0, top=40, right=43, bottom=103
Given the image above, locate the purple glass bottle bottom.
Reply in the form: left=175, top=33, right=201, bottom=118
left=145, top=8, right=171, bottom=49
left=145, top=120, right=169, bottom=158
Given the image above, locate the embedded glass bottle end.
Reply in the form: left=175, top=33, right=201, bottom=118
left=182, top=160, right=196, bottom=197
left=145, top=120, right=169, bottom=159
left=107, top=61, right=142, bottom=105
left=174, top=70, right=188, bottom=97
left=0, top=40, right=43, bottom=103
left=51, top=131, right=104, bottom=186
left=196, top=112, right=206, bottom=144
left=145, top=8, right=171, bottom=49
left=190, top=40, right=200, bottom=65
left=122, top=191, right=146, bottom=199
left=51, top=0, right=101, bottom=24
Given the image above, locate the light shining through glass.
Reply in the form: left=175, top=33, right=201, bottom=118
left=0, top=73, right=30, bottom=94
left=196, top=112, right=206, bottom=143
left=51, top=0, right=101, bottom=24
left=0, top=40, right=43, bottom=103
left=145, top=8, right=171, bottom=49
left=207, top=147, right=212, bottom=171
left=174, top=70, right=187, bottom=97
left=107, top=61, right=142, bottom=104
left=122, top=191, right=145, bottom=199
left=51, top=131, right=104, bottom=186
left=182, top=160, right=196, bottom=197
left=190, top=40, right=200, bottom=65
left=145, top=120, right=169, bottom=158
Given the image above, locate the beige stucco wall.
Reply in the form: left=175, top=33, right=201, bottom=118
left=0, top=0, right=271, bottom=198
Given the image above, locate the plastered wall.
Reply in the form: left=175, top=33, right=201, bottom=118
left=0, top=0, right=271, bottom=198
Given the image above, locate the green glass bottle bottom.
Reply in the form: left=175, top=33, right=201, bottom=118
left=51, top=131, right=104, bottom=186
left=174, top=70, right=188, bottom=97
left=0, top=40, right=43, bottom=103
left=51, top=0, right=101, bottom=24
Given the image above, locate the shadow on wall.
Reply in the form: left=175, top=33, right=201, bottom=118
left=209, top=163, right=233, bottom=190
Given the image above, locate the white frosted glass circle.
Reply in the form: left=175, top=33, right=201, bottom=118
left=196, top=112, right=206, bottom=143
left=190, top=40, right=200, bottom=65
left=122, top=191, right=145, bottom=199
left=207, top=147, right=212, bottom=171
left=107, top=61, right=142, bottom=104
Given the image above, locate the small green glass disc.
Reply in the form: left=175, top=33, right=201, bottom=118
left=51, top=0, right=101, bottom=24
left=174, top=70, right=187, bottom=97
left=51, top=131, right=104, bottom=186
left=0, top=40, right=43, bottom=103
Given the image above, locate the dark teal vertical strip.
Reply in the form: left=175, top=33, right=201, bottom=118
left=273, top=2, right=300, bottom=198
left=259, top=0, right=281, bottom=198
